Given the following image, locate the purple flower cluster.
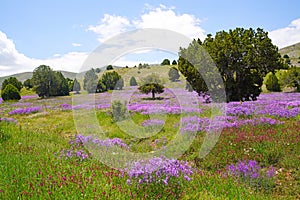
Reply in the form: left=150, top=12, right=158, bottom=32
left=70, top=134, right=129, bottom=149
left=227, top=160, right=261, bottom=179
left=0, top=97, right=3, bottom=104
left=226, top=160, right=275, bottom=179
left=0, top=117, right=18, bottom=124
left=61, top=134, right=129, bottom=160
left=141, top=119, right=164, bottom=127
left=126, top=156, right=193, bottom=186
left=180, top=116, right=283, bottom=133
left=256, top=104, right=300, bottom=118
left=227, top=102, right=255, bottom=116
left=8, top=106, right=41, bottom=115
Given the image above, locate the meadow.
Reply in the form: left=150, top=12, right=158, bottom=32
left=0, top=83, right=299, bottom=199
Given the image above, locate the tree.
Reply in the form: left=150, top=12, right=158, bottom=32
left=83, top=68, right=98, bottom=93
left=1, top=84, right=21, bottom=101
left=161, top=59, right=170, bottom=66
left=172, top=60, right=177, bottom=65
left=106, top=65, right=113, bottom=70
left=265, top=73, right=281, bottom=92
left=50, top=71, right=69, bottom=96
left=168, top=67, right=180, bottom=82
left=23, top=79, right=33, bottom=89
left=32, top=65, right=54, bottom=98
left=73, top=78, right=81, bottom=94
left=100, top=71, right=123, bottom=90
left=2, top=77, right=22, bottom=91
left=279, top=67, right=300, bottom=92
left=178, top=28, right=285, bottom=102
left=129, top=76, right=138, bottom=86
left=32, top=65, right=70, bottom=97
left=138, top=73, right=164, bottom=99
left=95, top=68, right=101, bottom=73
left=96, top=80, right=106, bottom=93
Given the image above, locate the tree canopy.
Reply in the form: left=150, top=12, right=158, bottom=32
left=178, top=28, right=285, bottom=102
left=2, top=77, right=22, bottom=91
left=138, top=73, right=164, bottom=99
left=168, top=67, right=180, bottom=82
left=161, top=59, right=170, bottom=66
left=31, top=65, right=69, bottom=98
left=100, top=71, right=123, bottom=91
left=83, top=68, right=98, bottom=93
left=1, top=84, right=21, bottom=101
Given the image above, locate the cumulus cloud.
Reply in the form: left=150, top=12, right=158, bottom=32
left=88, top=14, right=131, bottom=42
left=134, top=5, right=206, bottom=40
left=269, top=18, right=300, bottom=48
left=88, top=5, right=205, bottom=42
left=0, top=31, right=88, bottom=76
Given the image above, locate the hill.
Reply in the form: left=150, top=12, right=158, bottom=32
left=279, top=42, right=300, bottom=67
left=0, top=71, right=78, bottom=87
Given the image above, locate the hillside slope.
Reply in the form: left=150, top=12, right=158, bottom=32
left=0, top=71, right=78, bottom=87
left=279, top=42, right=300, bottom=67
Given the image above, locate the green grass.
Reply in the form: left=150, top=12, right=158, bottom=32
left=0, top=93, right=299, bottom=199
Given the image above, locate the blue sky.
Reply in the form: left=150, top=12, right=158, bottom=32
left=0, top=0, right=300, bottom=76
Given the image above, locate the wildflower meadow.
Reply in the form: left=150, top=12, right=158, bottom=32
left=0, top=87, right=299, bottom=199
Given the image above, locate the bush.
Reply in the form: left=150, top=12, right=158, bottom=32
left=265, top=73, right=281, bottom=92
left=168, top=67, right=180, bottom=82
left=129, top=76, right=138, bottom=86
left=2, top=77, right=22, bottom=91
left=111, top=100, right=128, bottom=121
left=1, top=84, right=21, bottom=101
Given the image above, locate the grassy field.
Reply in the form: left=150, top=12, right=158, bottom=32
left=0, top=81, right=299, bottom=199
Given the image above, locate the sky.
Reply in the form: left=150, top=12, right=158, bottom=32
left=0, top=0, right=300, bottom=76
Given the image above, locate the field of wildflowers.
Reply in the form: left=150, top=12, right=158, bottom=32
left=0, top=88, right=299, bottom=199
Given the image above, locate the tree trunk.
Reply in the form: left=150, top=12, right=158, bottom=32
left=152, top=91, right=155, bottom=99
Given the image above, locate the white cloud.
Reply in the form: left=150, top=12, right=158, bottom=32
left=0, top=31, right=88, bottom=77
left=87, top=14, right=131, bottom=42
left=72, top=43, right=82, bottom=47
left=134, top=5, right=206, bottom=40
left=269, top=18, right=300, bottom=48
left=88, top=5, right=206, bottom=43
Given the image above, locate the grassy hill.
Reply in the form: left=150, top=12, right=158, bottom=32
left=0, top=71, right=78, bottom=87
left=279, top=42, right=300, bottom=67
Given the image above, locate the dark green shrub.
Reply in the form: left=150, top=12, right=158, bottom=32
left=266, top=73, right=281, bottom=92
left=1, top=84, right=21, bottom=101
left=129, top=76, right=138, bottom=86
left=111, top=100, right=128, bottom=121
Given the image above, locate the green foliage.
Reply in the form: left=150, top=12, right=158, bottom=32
left=50, top=72, right=69, bottom=96
left=23, top=79, right=33, bottom=89
left=138, top=63, right=149, bottom=69
left=111, top=100, right=128, bottom=121
left=32, top=65, right=69, bottom=98
left=138, top=73, right=164, bottom=99
left=96, top=80, right=106, bottom=93
left=168, top=67, right=180, bottom=82
left=179, top=28, right=285, bottom=102
left=265, top=73, right=281, bottom=92
left=279, top=67, right=300, bottom=92
left=95, top=68, right=101, bottom=73
left=72, top=78, right=81, bottom=93
left=161, top=58, right=170, bottom=65
left=172, top=60, right=177, bottom=65
left=106, top=65, right=113, bottom=70
left=83, top=68, right=98, bottom=93
left=129, top=76, right=138, bottom=86
left=2, top=77, right=22, bottom=91
left=1, top=84, right=21, bottom=101
left=283, top=54, right=289, bottom=59
left=100, top=71, right=123, bottom=90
